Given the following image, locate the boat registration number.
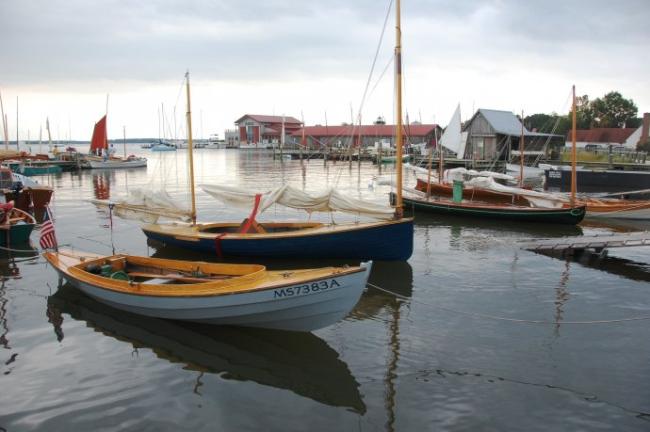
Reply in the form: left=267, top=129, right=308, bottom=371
left=274, top=279, right=341, bottom=298
left=548, top=170, right=561, bottom=179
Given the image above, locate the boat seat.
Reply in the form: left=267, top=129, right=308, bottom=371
left=128, top=271, right=231, bottom=283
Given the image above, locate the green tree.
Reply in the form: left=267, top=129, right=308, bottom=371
left=575, top=94, right=593, bottom=129
left=589, top=91, right=638, bottom=128
left=524, top=113, right=570, bottom=136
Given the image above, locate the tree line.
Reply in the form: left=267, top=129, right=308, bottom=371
left=523, top=91, right=643, bottom=136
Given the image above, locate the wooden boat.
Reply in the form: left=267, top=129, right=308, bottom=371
left=416, top=175, right=650, bottom=219
left=0, top=201, right=36, bottom=245
left=10, top=161, right=62, bottom=175
left=0, top=166, right=53, bottom=222
left=414, top=178, right=530, bottom=205
left=86, top=115, right=147, bottom=169
left=412, top=87, right=650, bottom=220
left=400, top=87, right=586, bottom=225
left=134, top=73, right=413, bottom=261
left=143, top=219, right=414, bottom=260
left=43, top=250, right=372, bottom=332
left=398, top=190, right=586, bottom=225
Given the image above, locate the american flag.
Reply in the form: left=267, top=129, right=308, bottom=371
left=39, top=206, right=58, bottom=250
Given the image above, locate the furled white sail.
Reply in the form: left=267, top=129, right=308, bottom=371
left=92, top=189, right=192, bottom=223
left=200, top=184, right=396, bottom=220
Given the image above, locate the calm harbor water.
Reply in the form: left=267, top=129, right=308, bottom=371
left=1, top=147, right=650, bottom=431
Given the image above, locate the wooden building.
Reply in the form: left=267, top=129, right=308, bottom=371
left=234, top=114, right=302, bottom=148
left=463, top=109, right=564, bottom=161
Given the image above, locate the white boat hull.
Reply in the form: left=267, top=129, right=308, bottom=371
left=53, top=262, right=371, bottom=332
left=87, top=158, right=147, bottom=169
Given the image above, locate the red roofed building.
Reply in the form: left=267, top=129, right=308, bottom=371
left=234, top=114, right=302, bottom=148
left=290, top=123, right=440, bottom=150
left=572, top=128, right=637, bottom=147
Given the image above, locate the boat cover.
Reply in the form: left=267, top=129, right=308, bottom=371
left=92, top=189, right=192, bottom=223
left=200, top=184, right=396, bottom=220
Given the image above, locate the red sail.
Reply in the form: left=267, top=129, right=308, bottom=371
left=90, top=115, right=107, bottom=155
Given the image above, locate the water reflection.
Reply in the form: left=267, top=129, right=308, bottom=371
left=47, top=285, right=366, bottom=413
left=413, top=212, right=585, bottom=239
left=581, top=218, right=650, bottom=233
left=553, top=259, right=571, bottom=336
left=536, top=248, right=650, bottom=283
left=92, top=171, right=112, bottom=200
left=0, top=245, right=38, bottom=363
left=352, top=261, right=413, bottom=320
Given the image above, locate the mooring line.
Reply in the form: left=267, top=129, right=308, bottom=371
left=366, top=282, right=650, bottom=325
left=0, top=244, right=40, bottom=254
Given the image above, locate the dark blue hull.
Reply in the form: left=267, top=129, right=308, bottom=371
left=143, top=220, right=414, bottom=261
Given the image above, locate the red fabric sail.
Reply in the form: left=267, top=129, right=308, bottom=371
left=90, top=115, right=108, bottom=155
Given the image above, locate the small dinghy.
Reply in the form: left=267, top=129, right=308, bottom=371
left=44, top=250, right=372, bottom=332
left=0, top=201, right=36, bottom=246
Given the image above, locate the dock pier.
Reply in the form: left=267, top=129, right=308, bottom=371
left=520, top=231, right=650, bottom=255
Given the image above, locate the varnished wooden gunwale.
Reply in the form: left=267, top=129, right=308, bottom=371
left=45, top=251, right=366, bottom=298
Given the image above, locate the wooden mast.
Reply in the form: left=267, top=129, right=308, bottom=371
left=519, top=109, right=524, bottom=187
left=571, top=85, right=577, bottom=206
left=437, top=128, right=443, bottom=184
left=394, top=0, right=404, bottom=217
left=185, top=71, right=197, bottom=224
left=426, top=142, right=433, bottom=197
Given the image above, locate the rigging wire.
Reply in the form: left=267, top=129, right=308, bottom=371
left=331, top=0, right=394, bottom=188
left=367, top=282, right=650, bottom=325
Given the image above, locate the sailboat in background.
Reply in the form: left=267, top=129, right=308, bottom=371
left=396, top=87, right=586, bottom=225
left=411, top=88, right=650, bottom=220
left=138, top=59, right=414, bottom=260
left=84, top=115, right=147, bottom=169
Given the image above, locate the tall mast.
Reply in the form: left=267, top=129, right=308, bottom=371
left=426, top=137, right=433, bottom=197
left=105, top=94, right=109, bottom=151
left=16, top=96, right=19, bottom=150
left=185, top=71, right=197, bottom=224
left=280, top=115, right=285, bottom=161
left=394, top=0, right=404, bottom=217
left=0, top=91, right=7, bottom=150
left=437, top=128, right=443, bottom=184
left=519, top=110, right=524, bottom=187
left=571, top=85, right=577, bottom=206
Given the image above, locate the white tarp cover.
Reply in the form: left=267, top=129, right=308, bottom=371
left=406, top=165, right=515, bottom=183
left=200, top=184, right=396, bottom=220
left=92, top=189, right=192, bottom=223
left=464, top=177, right=565, bottom=208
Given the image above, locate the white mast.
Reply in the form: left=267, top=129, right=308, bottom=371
left=0, top=91, right=7, bottom=150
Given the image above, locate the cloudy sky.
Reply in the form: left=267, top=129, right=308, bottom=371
left=1, top=0, right=649, bottom=141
